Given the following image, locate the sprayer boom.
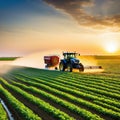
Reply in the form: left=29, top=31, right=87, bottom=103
left=84, top=66, right=102, bottom=69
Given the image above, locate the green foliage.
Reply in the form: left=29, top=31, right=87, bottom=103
left=10, top=75, right=120, bottom=120
left=0, top=78, right=74, bottom=120
left=10, top=80, right=103, bottom=120
left=0, top=103, right=8, bottom=120
left=13, top=74, right=120, bottom=109
left=0, top=84, right=42, bottom=120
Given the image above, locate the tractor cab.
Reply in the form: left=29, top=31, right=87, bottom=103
left=63, top=52, right=78, bottom=60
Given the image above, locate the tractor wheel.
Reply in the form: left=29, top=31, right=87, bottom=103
left=59, top=62, right=65, bottom=71
left=79, top=63, right=84, bottom=72
left=67, top=64, right=73, bottom=72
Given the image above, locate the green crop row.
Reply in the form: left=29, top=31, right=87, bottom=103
left=75, top=74, right=120, bottom=85
left=0, top=85, right=42, bottom=120
left=11, top=80, right=103, bottom=120
left=8, top=75, right=120, bottom=120
left=44, top=76, right=120, bottom=99
left=13, top=75, right=120, bottom=108
left=9, top=66, right=120, bottom=85
left=16, top=73, right=119, bottom=102
left=0, top=78, right=75, bottom=120
left=15, top=72, right=120, bottom=94
left=44, top=71, right=120, bottom=86
left=32, top=73, right=120, bottom=98
left=93, top=100, right=120, bottom=113
left=41, top=73, right=120, bottom=91
left=51, top=74, right=120, bottom=91
left=16, top=69, right=120, bottom=82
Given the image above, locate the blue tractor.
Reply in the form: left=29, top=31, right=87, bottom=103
left=59, top=52, right=84, bottom=72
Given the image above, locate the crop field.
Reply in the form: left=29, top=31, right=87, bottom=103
left=0, top=58, right=120, bottom=120
left=98, top=59, right=120, bottom=74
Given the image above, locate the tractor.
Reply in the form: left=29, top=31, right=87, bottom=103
left=59, top=52, right=84, bottom=72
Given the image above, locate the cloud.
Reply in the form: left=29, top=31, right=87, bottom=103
left=43, top=0, right=120, bottom=31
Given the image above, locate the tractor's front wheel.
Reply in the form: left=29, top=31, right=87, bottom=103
left=59, top=62, right=65, bottom=71
left=67, top=64, right=73, bottom=72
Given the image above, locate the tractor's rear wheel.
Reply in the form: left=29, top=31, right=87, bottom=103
left=59, top=62, right=65, bottom=71
left=67, top=64, right=73, bottom=72
left=79, top=63, right=84, bottom=72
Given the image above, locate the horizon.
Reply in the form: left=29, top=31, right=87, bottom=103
left=1, top=54, right=120, bottom=58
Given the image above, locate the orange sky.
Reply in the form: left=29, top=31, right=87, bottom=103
left=0, top=0, right=120, bottom=56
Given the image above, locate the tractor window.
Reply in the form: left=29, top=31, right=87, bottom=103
left=63, top=53, right=77, bottom=59
left=70, top=54, right=76, bottom=58
left=64, top=54, right=67, bottom=59
left=69, top=54, right=73, bottom=58
left=68, top=54, right=76, bottom=58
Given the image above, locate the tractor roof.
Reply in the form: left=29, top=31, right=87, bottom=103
left=63, top=52, right=78, bottom=56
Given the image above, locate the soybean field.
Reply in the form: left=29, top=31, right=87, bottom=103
left=0, top=58, right=120, bottom=120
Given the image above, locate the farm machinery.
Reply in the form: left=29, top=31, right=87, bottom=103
left=59, top=52, right=84, bottom=72
left=44, top=52, right=102, bottom=72
left=44, top=55, right=59, bottom=70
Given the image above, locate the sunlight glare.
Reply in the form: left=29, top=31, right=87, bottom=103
left=100, top=32, right=119, bottom=54
left=105, top=42, right=118, bottom=53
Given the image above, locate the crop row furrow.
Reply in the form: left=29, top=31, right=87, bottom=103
left=93, top=100, right=120, bottom=113
left=45, top=73, right=120, bottom=88
left=12, top=74, right=120, bottom=108
left=14, top=73, right=120, bottom=101
left=0, top=84, right=42, bottom=120
left=35, top=74, right=120, bottom=95
left=18, top=72, right=120, bottom=93
left=0, top=78, right=75, bottom=120
left=55, top=75, right=120, bottom=91
left=10, top=80, right=103, bottom=120
left=6, top=76, right=119, bottom=119
left=16, top=72, right=120, bottom=90
left=9, top=74, right=120, bottom=115
left=74, top=75, right=120, bottom=85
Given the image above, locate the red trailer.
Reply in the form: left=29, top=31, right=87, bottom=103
left=44, top=55, right=59, bottom=69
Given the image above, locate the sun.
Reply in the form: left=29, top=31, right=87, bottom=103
left=100, top=32, right=119, bottom=54
left=105, top=42, right=118, bottom=53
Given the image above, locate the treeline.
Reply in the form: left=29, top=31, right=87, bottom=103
left=0, top=57, right=20, bottom=61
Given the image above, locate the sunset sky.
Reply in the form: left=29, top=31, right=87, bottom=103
left=0, top=0, right=120, bottom=56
